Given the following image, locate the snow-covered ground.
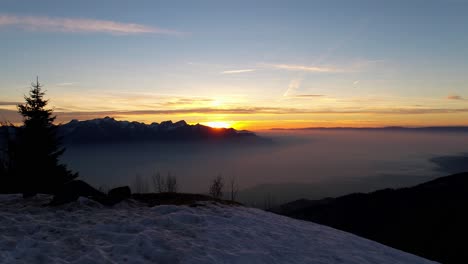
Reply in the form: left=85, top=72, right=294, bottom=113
left=0, top=194, right=436, bottom=264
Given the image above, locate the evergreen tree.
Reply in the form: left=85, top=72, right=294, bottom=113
left=0, top=122, right=16, bottom=193
left=15, top=77, right=77, bottom=197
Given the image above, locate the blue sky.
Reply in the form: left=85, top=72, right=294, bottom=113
left=1, top=0, right=468, bottom=128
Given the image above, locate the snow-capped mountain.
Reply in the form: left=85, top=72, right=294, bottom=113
left=57, top=117, right=261, bottom=144
left=0, top=194, right=436, bottom=264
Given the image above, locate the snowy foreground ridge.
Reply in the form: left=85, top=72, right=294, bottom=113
left=0, top=195, right=436, bottom=264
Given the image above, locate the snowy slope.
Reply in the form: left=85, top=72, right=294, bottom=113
left=0, top=194, right=436, bottom=264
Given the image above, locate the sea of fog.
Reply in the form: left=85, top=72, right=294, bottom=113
left=62, top=129, right=468, bottom=207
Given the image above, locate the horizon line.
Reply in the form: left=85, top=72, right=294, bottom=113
left=268, top=125, right=468, bottom=131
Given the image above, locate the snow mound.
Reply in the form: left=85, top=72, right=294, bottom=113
left=0, top=194, right=436, bottom=264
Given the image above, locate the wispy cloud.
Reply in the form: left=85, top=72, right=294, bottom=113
left=0, top=14, right=183, bottom=35
left=53, top=107, right=468, bottom=116
left=0, top=101, right=20, bottom=106
left=161, top=97, right=214, bottom=106
left=283, top=79, right=302, bottom=97
left=293, top=94, right=325, bottom=98
left=447, top=95, right=466, bottom=100
left=221, top=69, right=256, bottom=74
left=282, top=79, right=324, bottom=98
left=56, top=82, right=76, bottom=86
left=271, top=64, right=337, bottom=73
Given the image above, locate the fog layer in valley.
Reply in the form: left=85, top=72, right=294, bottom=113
left=62, top=130, right=468, bottom=206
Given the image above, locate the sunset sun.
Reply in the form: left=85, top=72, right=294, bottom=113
left=203, top=121, right=233, bottom=129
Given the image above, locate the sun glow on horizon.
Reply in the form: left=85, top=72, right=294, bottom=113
left=203, top=121, right=234, bottom=129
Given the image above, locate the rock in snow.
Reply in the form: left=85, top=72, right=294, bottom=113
left=0, top=194, right=436, bottom=264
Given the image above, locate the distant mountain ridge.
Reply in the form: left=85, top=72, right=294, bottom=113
left=271, top=126, right=468, bottom=132
left=58, top=117, right=262, bottom=144
left=0, top=117, right=265, bottom=144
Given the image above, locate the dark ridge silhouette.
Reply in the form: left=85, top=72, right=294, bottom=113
left=0, top=117, right=270, bottom=145
left=272, top=172, right=468, bottom=264
left=57, top=117, right=267, bottom=144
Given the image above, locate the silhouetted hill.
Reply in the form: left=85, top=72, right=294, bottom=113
left=1, top=117, right=269, bottom=144
left=273, top=172, right=468, bottom=264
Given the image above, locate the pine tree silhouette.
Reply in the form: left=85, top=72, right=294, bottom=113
left=15, top=77, right=77, bottom=197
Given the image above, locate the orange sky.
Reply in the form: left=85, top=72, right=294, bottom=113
left=1, top=2, right=468, bottom=130
left=1, top=91, right=468, bottom=130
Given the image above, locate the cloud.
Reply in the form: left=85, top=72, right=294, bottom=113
left=46, top=107, right=468, bottom=118
left=282, top=79, right=326, bottom=98
left=447, top=95, right=466, bottom=100
left=56, top=82, right=76, bottom=86
left=221, top=69, right=256, bottom=74
left=283, top=79, right=302, bottom=97
left=161, top=97, right=214, bottom=106
left=293, top=94, right=325, bottom=98
left=0, top=14, right=183, bottom=35
left=271, top=64, right=337, bottom=73
left=0, top=101, right=20, bottom=106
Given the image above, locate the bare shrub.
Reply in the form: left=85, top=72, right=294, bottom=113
left=133, top=174, right=148, bottom=193
left=229, top=175, right=239, bottom=201
left=166, top=172, right=178, bottom=193
left=151, top=171, right=178, bottom=193
left=151, top=172, right=165, bottom=193
left=209, top=174, right=224, bottom=199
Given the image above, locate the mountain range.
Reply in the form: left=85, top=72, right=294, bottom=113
left=0, top=117, right=265, bottom=144
left=59, top=117, right=265, bottom=144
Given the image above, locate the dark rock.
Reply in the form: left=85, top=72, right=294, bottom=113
left=50, top=180, right=105, bottom=206
left=108, top=186, right=131, bottom=202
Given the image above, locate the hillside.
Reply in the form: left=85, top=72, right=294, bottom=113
left=0, top=194, right=435, bottom=264
left=273, top=172, right=468, bottom=263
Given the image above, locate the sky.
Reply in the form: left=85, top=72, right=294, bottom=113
left=1, top=0, right=468, bottom=129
